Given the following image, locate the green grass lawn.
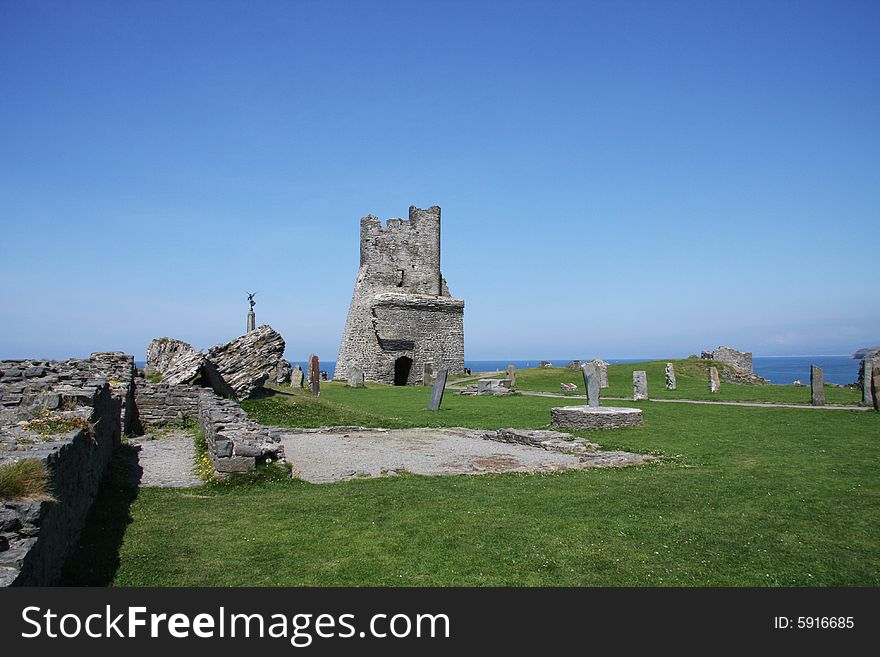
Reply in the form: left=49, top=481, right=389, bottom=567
left=67, top=380, right=880, bottom=587
left=490, top=360, right=862, bottom=405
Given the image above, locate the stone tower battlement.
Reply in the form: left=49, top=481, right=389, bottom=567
left=359, top=205, right=442, bottom=296
left=336, top=205, right=464, bottom=385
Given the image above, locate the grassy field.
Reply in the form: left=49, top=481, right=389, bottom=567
left=475, top=360, right=862, bottom=405
left=64, top=377, right=880, bottom=587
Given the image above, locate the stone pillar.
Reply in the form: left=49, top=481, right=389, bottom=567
left=307, top=354, right=320, bottom=396
left=428, top=369, right=448, bottom=411
left=506, top=364, right=517, bottom=387
left=247, top=311, right=256, bottom=333
left=582, top=363, right=600, bottom=407
left=708, top=367, right=721, bottom=393
left=633, top=371, right=648, bottom=401
left=665, top=363, right=676, bottom=390
left=810, top=365, right=825, bottom=406
left=290, top=364, right=304, bottom=388
left=591, top=359, right=609, bottom=388
left=862, top=358, right=875, bottom=407
left=872, top=364, right=880, bottom=412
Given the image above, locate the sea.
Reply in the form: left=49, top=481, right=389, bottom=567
left=285, top=355, right=862, bottom=386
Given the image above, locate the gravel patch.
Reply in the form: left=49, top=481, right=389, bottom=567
left=129, top=429, right=202, bottom=488
left=280, top=427, right=652, bottom=484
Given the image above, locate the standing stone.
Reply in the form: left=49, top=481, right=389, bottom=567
left=862, top=358, right=875, bottom=407
left=290, top=364, right=304, bottom=388
left=708, top=366, right=721, bottom=393
left=349, top=366, right=365, bottom=388
left=665, top=362, right=677, bottom=390
left=506, top=364, right=517, bottom=387
left=590, top=359, right=609, bottom=388
left=275, top=359, right=292, bottom=385
left=428, top=368, right=449, bottom=411
left=582, top=363, right=600, bottom=407
left=247, top=311, right=256, bottom=333
left=423, top=362, right=435, bottom=387
left=872, top=365, right=880, bottom=412
left=307, top=354, right=320, bottom=396
left=633, top=371, right=648, bottom=401
left=810, top=365, right=825, bottom=406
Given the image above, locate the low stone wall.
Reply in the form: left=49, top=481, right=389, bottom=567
left=134, top=380, right=201, bottom=427
left=1, top=382, right=119, bottom=586
left=197, top=389, right=284, bottom=474
left=550, top=405, right=644, bottom=430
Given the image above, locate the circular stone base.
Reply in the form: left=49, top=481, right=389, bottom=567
left=550, top=405, right=644, bottom=430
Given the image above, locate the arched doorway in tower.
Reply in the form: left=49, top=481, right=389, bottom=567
left=394, top=356, right=413, bottom=386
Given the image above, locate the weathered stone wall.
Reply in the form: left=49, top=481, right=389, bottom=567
left=336, top=206, right=465, bottom=384
left=0, top=353, right=137, bottom=435
left=197, top=389, right=284, bottom=474
left=1, top=381, right=119, bottom=586
left=134, top=380, right=201, bottom=427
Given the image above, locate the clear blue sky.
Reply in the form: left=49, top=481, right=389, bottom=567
left=1, top=0, right=877, bottom=361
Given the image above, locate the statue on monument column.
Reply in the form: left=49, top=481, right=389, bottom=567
left=246, top=292, right=257, bottom=332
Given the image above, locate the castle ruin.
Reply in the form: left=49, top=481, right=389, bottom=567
left=335, top=205, right=465, bottom=385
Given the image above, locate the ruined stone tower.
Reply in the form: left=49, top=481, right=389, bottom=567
left=335, top=205, right=465, bottom=385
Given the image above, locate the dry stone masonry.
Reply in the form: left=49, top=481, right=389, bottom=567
left=550, top=405, right=644, bottom=430
left=196, top=390, right=284, bottom=474
left=1, top=361, right=121, bottom=586
left=335, top=206, right=464, bottom=386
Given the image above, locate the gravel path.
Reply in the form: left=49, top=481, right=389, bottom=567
left=129, top=430, right=202, bottom=488
left=280, top=427, right=651, bottom=484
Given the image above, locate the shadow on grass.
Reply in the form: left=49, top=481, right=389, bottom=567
left=59, top=443, right=142, bottom=586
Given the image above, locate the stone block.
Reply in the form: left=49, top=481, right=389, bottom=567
left=633, top=371, right=648, bottom=400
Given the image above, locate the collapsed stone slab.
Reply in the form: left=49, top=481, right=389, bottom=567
left=206, top=325, right=285, bottom=400
left=149, top=325, right=287, bottom=400
left=550, top=406, right=644, bottom=430
left=160, top=349, right=206, bottom=386
left=145, top=338, right=197, bottom=377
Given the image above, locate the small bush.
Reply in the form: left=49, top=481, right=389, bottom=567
left=0, top=459, right=53, bottom=501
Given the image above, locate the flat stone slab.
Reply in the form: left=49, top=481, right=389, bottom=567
left=550, top=405, right=644, bottom=430
left=279, top=427, right=652, bottom=484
